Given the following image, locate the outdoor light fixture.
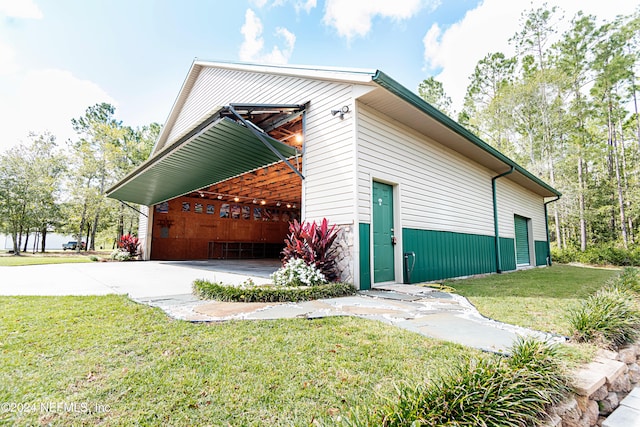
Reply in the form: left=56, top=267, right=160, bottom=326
left=330, top=105, right=350, bottom=119
left=198, top=191, right=297, bottom=210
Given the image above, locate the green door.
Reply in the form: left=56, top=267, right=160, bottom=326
left=514, top=215, right=530, bottom=265
left=373, top=181, right=395, bottom=282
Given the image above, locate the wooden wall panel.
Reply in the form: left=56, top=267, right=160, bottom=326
left=150, top=196, right=297, bottom=260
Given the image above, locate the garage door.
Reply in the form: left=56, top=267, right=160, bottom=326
left=514, top=215, right=530, bottom=266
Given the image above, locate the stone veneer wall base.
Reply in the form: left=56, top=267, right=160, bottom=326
left=548, top=344, right=640, bottom=427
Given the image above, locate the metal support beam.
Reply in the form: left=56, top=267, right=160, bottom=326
left=226, top=105, right=305, bottom=180
left=120, top=201, right=148, bottom=218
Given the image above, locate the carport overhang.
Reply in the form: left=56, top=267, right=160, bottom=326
left=106, top=106, right=301, bottom=206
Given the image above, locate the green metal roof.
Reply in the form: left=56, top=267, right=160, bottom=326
left=106, top=116, right=298, bottom=206
left=371, top=70, right=561, bottom=197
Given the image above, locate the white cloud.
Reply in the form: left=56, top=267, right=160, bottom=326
left=0, top=2, right=115, bottom=152
left=239, top=8, right=296, bottom=64
left=424, top=0, right=640, bottom=113
left=261, top=27, right=296, bottom=64
left=0, top=39, right=18, bottom=75
left=323, top=0, right=437, bottom=40
left=0, top=68, right=115, bottom=151
left=0, top=0, right=43, bottom=19
left=239, top=9, right=264, bottom=61
left=294, top=0, right=316, bottom=14
left=250, top=0, right=269, bottom=8
left=251, top=0, right=317, bottom=14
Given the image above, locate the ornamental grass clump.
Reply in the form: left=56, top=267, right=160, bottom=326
left=568, top=285, right=640, bottom=348
left=342, top=338, right=567, bottom=427
left=616, top=267, right=640, bottom=294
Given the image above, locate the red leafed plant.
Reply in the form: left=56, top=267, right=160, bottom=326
left=119, top=234, right=140, bottom=257
left=282, top=218, right=340, bottom=282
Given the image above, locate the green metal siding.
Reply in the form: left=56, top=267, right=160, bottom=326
left=402, top=228, right=496, bottom=282
left=359, top=223, right=371, bottom=290
left=535, top=241, right=549, bottom=266
left=514, top=215, right=530, bottom=265
left=499, top=237, right=516, bottom=271
left=107, top=117, right=298, bottom=206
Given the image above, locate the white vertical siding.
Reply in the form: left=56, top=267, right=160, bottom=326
left=162, top=66, right=365, bottom=226
left=496, top=179, right=547, bottom=241
left=139, top=205, right=151, bottom=260
left=357, top=104, right=495, bottom=236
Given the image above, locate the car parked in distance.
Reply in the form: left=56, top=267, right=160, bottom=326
left=62, top=241, right=86, bottom=250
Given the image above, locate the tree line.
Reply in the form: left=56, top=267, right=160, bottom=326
left=0, top=103, right=159, bottom=255
left=421, top=5, right=640, bottom=252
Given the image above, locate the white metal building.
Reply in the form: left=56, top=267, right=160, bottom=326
left=107, top=60, right=560, bottom=290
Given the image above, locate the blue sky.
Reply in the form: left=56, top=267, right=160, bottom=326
left=0, top=0, right=636, bottom=152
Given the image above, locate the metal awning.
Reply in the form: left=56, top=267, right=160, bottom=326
left=106, top=115, right=299, bottom=206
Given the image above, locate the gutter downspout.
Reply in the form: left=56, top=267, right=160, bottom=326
left=544, top=196, right=561, bottom=266
left=492, top=166, right=514, bottom=273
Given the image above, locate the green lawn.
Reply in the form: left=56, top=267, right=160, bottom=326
left=0, top=295, right=479, bottom=426
left=448, top=265, right=619, bottom=335
left=0, top=254, right=94, bottom=266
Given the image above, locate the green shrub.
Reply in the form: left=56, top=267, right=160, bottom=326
left=89, top=255, right=99, bottom=262
left=193, top=279, right=354, bottom=303
left=551, top=247, right=578, bottom=264
left=552, top=244, right=640, bottom=266
left=568, top=286, right=640, bottom=348
left=342, top=339, right=567, bottom=427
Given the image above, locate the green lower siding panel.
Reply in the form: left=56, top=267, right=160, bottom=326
left=402, top=228, right=496, bottom=283
left=359, top=223, right=371, bottom=290
left=499, top=237, right=516, bottom=272
left=535, top=241, right=549, bottom=266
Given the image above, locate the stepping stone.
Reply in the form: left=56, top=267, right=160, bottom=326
left=359, top=290, right=421, bottom=301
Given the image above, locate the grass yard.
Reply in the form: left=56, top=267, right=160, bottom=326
left=0, top=253, right=95, bottom=266
left=0, top=295, right=480, bottom=426
left=448, top=265, right=619, bottom=336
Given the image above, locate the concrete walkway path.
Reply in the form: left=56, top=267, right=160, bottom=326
left=0, top=260, right=562, bottom=354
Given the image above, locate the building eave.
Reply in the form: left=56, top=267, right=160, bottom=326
left=371, top=70, right=561, bottom=198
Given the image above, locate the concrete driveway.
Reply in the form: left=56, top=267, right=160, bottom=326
left=0, top=259, right=562, bottom=353
left=0, top=260, right=279, bottom=299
